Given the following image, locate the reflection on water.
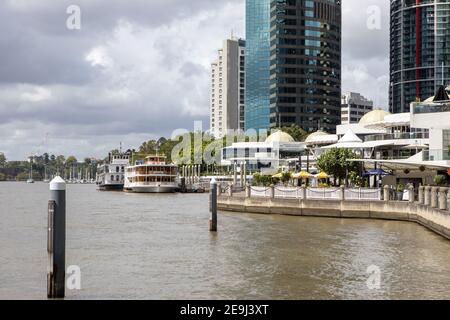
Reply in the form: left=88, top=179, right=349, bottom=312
left=1, top=182, right=450, bottom=300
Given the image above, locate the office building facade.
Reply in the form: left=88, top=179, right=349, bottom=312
left=390, top=0, right=450, bottom=113
left=341, top=92, right=374, bottom=125
left=245, top=0, right=272, bottom=132
left=269, top=0, right=342, bottom=133
left=210, top=38, right=246, bottom=138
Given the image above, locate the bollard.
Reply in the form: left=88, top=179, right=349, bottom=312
left=233, top=162, right=238, bottom=186
left=301, top=186, right=307, bottom=200
left=209, top=178, right=218, bottom=232
left=424, top=186, right=431, bottom=206
left=48, top=176, right=66, bottom=299
left=243, top=162, right=247, bottom=187
left=383, top=185, right=390, bottom=202
left=408, top=186, right=415, bottom=203
left=270, top=185, right=275, bottom=199
left=418, top=186, right=424, bottom=204
left=340, top=185, right=345, bottom=201
left=439, top=187, right=448, bottom=211
left=246, top=183, right=251, bottom=198
left=240, top=163, right=244, bottom=188
left=447, top=189, right=450, bottom=212
left=217, top=184, right=222, bottom=197
left=431, top=187, right=439, bottom=208
left=228, top=183, right=233, bottom=197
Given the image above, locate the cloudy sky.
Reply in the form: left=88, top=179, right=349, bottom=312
left=0, top=0, right=389, bottom=160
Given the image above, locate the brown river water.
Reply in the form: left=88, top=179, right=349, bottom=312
left=1, top=182, right=450, bottom=300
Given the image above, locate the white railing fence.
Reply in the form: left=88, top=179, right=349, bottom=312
left=248, top=186, right=382, bottom=201
left=345, top=188, right=382, bottom=201
left=250, top=187, right=272, bottom=198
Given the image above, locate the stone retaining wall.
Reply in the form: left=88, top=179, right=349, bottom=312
left=217, top=196, right=450, bottom=240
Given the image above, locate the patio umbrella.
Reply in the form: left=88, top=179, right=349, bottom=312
left=293, top=171, right=313, bottom=179
left=272, top=173, right=283, bottom=179
left=316, top=172, right=329, bottom=179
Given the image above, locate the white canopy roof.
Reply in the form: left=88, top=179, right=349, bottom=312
left=322, top=129, right=364, bottom=149
left=339, top=129, right=362, bottom=143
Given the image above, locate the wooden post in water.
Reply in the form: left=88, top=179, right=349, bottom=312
left=209, top=178, right=218, bottom=232
left=48, top=176, right=66, bottom=299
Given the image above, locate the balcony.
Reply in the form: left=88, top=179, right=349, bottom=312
left=364, top=132, right=429, bottom=142
left=423, top=150, right=450, bottom=161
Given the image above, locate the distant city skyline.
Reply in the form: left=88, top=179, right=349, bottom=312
left=0, top=0, right=389, bottom=160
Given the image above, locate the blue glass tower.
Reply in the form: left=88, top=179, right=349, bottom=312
left=245, top=0, right=271, bottom=132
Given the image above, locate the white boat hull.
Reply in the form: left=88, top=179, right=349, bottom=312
left=124, top=185, right=178, bottom=193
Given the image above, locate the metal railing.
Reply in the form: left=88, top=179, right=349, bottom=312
left=413, top=101, right=450, bottom=114
left=364, top=132, right=429, bottom=142
left=422, top=150, right=450, bottom=161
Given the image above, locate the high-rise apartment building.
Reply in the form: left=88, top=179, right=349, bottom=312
left=210, top=38, right=246, bottom=138
left=341, top=92, right=374, bottom=125
left=245, top=0, right=272, bottom=132
left=390, top=0, right=450, bottom=113
left=269, top=0, right=342, bottom=133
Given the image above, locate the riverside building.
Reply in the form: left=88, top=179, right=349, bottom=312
left=210, top=37, right=246, bottom=138
left=341, top=92, right=374, bottom=125
left=268, top=0, right=342, bottom=133
left=390, top=0, right=450, bottom=113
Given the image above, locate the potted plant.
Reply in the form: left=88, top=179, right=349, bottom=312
left=396, top=184, right=405, bottom=201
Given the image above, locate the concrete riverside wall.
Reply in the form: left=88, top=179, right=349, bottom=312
left=217, top=196, right=450, bottom=240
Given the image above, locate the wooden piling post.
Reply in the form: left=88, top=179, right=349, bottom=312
left=210, top=178, right=218, bottom=232
left=48, top=176, right=66, bottom=299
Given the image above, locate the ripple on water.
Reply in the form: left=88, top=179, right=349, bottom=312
left=1, top=183, right=450, bottom=299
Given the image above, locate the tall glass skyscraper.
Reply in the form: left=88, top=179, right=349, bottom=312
left=245, top=0, right=271, bottom=132
left=269, top=0, right=342, bottom=133
left=245, top=0, right=342, bottom=133
left=390, top=0, right=450, bottom=113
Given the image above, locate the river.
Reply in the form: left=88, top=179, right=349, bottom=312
left=1, top=182, right=450, bottom=300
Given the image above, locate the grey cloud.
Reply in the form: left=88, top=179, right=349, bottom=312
left=0, top=0, right=391, bottom=160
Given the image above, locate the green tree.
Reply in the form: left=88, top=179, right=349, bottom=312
left=16, top=172, right=29, bottom=181
left=66, top=156, right=78, bottom=166
left=0, top=172, right=6, bottom=181
left=281, top=172, right=292, bottom=186
left=0, top=152, right=6, bottom=168
left=275, top=124, right=308, bottom=142
left=317, top=148, right=360, bottom=186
